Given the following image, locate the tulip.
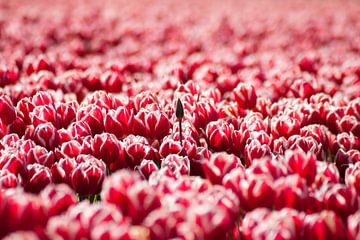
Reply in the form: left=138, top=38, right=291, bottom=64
left=70, top=156, right=106, bottom=196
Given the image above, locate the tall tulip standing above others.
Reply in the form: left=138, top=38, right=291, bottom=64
left=176, top=98, right=184, bottom=146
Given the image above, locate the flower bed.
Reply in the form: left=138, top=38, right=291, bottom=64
left=1, top=0, right=360, bottom=239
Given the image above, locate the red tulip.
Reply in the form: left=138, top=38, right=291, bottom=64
left=51, top=157, right=77, bottom=184
left=91, top=133, right=125, bottom=168
left=0, top=169, right=19, bottom=189
left=100, top=70, right=124, bottom=93
left=161, top=154, right=190, bottom=176
left=314, top=161, right=340, bottom=189
left=32, top=122, right=59, bottom=150
left=104, top=106, right=134, bottom=138
left=70, top=156, right=106, bottom=196
left=135, top=159, right=159, bottom=179
left=233, top=82, right=257, bottom=109
left=40, top=184, right=77, bottom=217
left=203, top=152, right=242, bottom=184
left=274, top=175, right=308, bottom=211
left=271, top=115, right=301, bottom=139
left=57, top=140, right=82, bottom=159
left=31, top=91, right=55, bottom=107
left=26, top=146, right=54, bottom=168
left=125, top=181, right=161, bottom=224
left=205, top=119, right=233, bottom=152
left=241, top=175, right=275, bottom=211
left=76, top=104, right=104, bottom=134
left=347, top=211, right=360, bottom=240
left=101, top=169, right=142, bottom=209
left=3, top=190, right=47, bottom=234
left=0, top=94, right=16, bottom=125
left=303, top=210, right=345, bottom=240
left=30, top=105, right=60, bottom=128
left=345, top=162, right=360, bottom=195
left=55, top=101, right=78, bottom=128
left=284, top=150, right=317, bottom=185
left=25, top=164, right=52, bottom=193
left=323, top=184, right=359, bottom=220
left=133, top=109, right=171, bottom=141
left=68, top=121, right=92, bottom=139
left=244, top=139, right=271, bottom=167
left=336, top=115, right=360, bottom=137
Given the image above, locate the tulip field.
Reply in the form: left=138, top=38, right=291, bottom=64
left=1, top=0, right=360, bottom=239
